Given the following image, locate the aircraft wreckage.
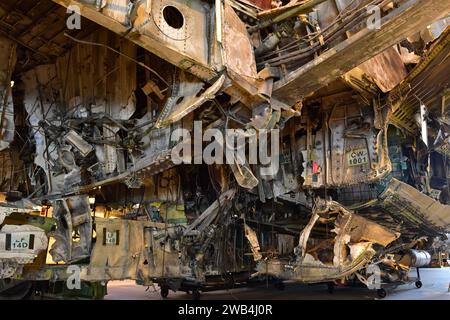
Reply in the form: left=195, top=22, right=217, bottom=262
left=0, top=0, right=449, bottom=299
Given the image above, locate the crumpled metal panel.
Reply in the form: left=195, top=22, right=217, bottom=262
left=222, top=2, right=261, bottom=93
left=155, top=73, right=225, bottom=127
left=244, top=223, right=262, bottom=261
left=254, top=198, right=399, bottom=283
left=22, top=65, right=63, bottom=193
left=49, top=196, right=92, bottom=263
left=379, top=178, right=450, bottom=233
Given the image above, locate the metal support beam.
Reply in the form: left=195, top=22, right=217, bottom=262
left=272, top=0, right=450, bottom=105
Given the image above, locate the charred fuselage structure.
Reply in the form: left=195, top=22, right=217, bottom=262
left=0, top=0, right=449, bottom=299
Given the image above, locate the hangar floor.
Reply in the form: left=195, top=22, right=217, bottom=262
left=105, top=268, right=450, bottom=300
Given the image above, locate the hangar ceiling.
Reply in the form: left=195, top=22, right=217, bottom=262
left=0, top=0, right=98, bottom=71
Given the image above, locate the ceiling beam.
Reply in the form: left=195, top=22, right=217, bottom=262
left=0, top=27, right=50, bottom=61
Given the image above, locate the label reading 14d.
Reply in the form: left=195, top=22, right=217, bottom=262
left=11, top=234, right=30, bottom=250
left=347, top=149, right=368, bottom=167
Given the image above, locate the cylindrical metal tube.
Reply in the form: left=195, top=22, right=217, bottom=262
left=408, top=250, right=431, bottom=268
left=248, top=0, right=328, bottom=33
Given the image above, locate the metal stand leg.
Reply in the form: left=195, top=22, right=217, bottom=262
left=415, top=268, right=422, bottom=288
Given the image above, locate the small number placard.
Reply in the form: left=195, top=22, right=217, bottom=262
left=11, top=234, right=30, bottom=250
left=104, top=230, right=119, bottom=246
left=347, top=149, right=369, bottom=167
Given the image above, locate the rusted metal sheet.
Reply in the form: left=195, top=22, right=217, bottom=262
left=222, top=3, right=260, bottom=90
left=354, top=47, right=408, bottom=93
left=246, top=0, right=272, bottom=10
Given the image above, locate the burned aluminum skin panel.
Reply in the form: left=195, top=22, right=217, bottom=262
left=379, top=178, right=450, bottom=233
left=327, top=103, right=391, bottom=186
left=49, top=195, right=92, bottom=263
left=0, top=200, right=41, bottom=226
left=183, top=189, right=235, bottom=235
left=434, top=133, right=450, bottom=158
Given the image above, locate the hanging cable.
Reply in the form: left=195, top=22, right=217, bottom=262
left=64, top=33, right=170, bottom=87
